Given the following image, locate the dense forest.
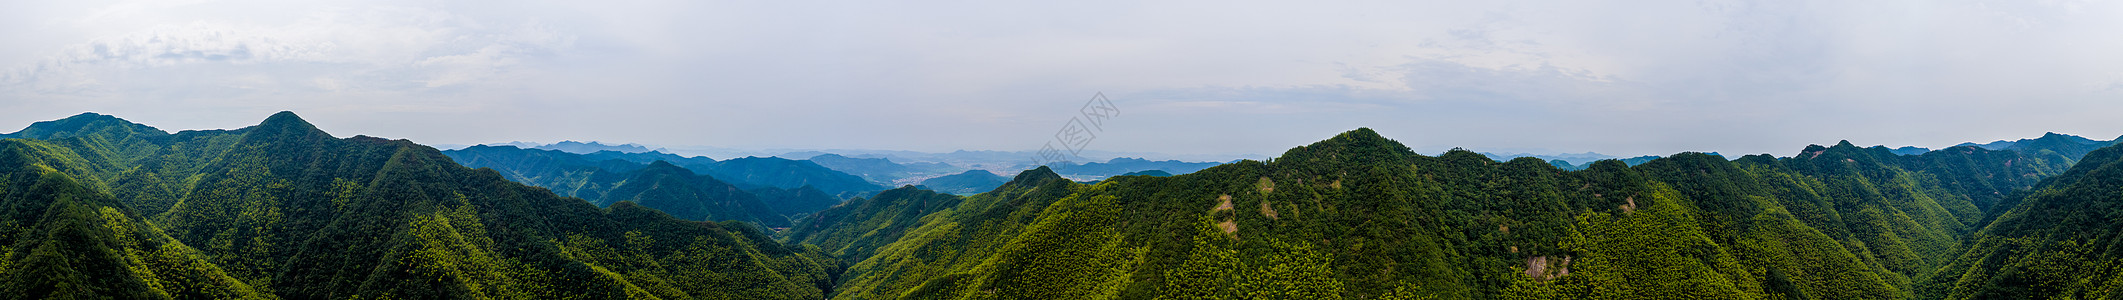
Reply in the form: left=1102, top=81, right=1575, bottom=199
left=4, top=112, right=2122, bottom=299
left=0, top=112, right=836, bottom=299
left=786, top=128, right=2108, bottom=299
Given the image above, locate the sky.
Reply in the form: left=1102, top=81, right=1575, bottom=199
left=4, top=0, right=2123, bottom=159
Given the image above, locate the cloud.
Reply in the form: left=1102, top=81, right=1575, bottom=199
left=1, top=4, right=572, bottom=97
left=4, top=0, right=2123, bottom=158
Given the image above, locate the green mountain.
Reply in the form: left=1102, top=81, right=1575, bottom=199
left=1926, top=140, right=2123, bottom=299
left=445, top=145, right=883, bottom=198
left=539, top=141, right=659, bottom=154
left=437, top=145, right=789, bottom=227
left=0, top=138, right=271, bottom=299
left=782, top=186, right=969, bottom=268
left=807, top=154, right=962, bottom=185
left=596, top=161, right=791, bottom=227
left=918, top=170, right=1008, bottom=195
left=13, top=111, right=2123, bottom=299
left=1118, top=170, right=1173, bottom=177
left=1049, top=157, right=1224, bottom=178
left=1998, top=132, right=2116, bottom=169
left=0, top=112, right=836, bottom=299
left=440, top=145, right=643, bottom=198
left=794, top=128, right=2072, bottom=299
left=751, top=185, right=845, bottom=219
left=708, top=157, right=885, bottom=197
left=444, top=145, right=871, bottom=225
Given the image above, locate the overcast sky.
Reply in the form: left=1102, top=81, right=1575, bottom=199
left=4, top=0, right=2122, bottom=158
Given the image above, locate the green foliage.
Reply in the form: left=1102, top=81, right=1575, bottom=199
left=0, top=139, right=270, bottom=299
left=753, top=185, right=847, bottom=218
left=782, top=186, right=965, bottom=266
left=918, top=170, right=1008, bottom=195
left=1926, top=141, right=2123, bottom=299
left=0, top=111, right=835, bottom=299
left=802, top=128, right=2070, bottom=300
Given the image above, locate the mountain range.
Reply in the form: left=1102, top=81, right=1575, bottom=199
left=3, top=111, right=2121, bottom=299
left=0, top=112, right=836, bottom=299
left=783, top=128, right=2108, bottom=299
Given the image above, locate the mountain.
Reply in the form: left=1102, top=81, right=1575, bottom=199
left=750, top=185, right=845, bottom=219
left=1548, top=154, right=1667, bottom=171
left=15, top=111, right=2123, bottom=299
left=596, top=161, right=790, bottom=227
left=805, top=153, right=969, bottom=186
left=0, top=138, right=271, bottom=299
left=443, top=145, right=877, bottom=218
left=0, top=112, right=837, bottom=299
left=796, top=128, right=2069, bottom=299
left=441, top=146, right=790, bottom=226
left=1889, top=146, right=1932, bottom=155
left=1048, top=157, right=1224, bottom=178
left=805, top=152, right=1218, bottom=186
left=1926, top=141, right=2123, bottom=299
left=438, top=145, right=643, bottom=198
left=1998, top=132, right=2116, bottom=168
left=1119, top=170, right=1173, bottom=177
left=705, top=157, right=885, bottom=197
left=781, top=186, right=968, bottom=267
left=1480, top=151, right=1619, bottom=164
left=1955, top=132, right=2114, bottom=157
left=534, top=140, right=660, bottom=154
left=917, top=170, right=1008, bottom=195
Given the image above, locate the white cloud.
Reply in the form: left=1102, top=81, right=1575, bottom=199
left=3, top=0, right=2123, bottom=157
left=2, top=4, right=571, bottom=96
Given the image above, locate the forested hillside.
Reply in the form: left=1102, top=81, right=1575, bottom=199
left=793, top=128, right=2087, bottom=299
left=0, top=112, right=837, bottom=299
left=1927, top=138, right=2123, bottom=299
left=444, top=145, right=881, bottom=226
left=6, top=111, right=2120, bottom=299
left=445, top=145, right=884, bottom=198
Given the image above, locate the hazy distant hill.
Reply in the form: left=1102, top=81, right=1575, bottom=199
left=1480, top=151, right=1619, bottom=164
left=537, top=140, right=660, bottom=154
left=1546, top=154, right=1672, bottom=171
left=749, top=185, right=845, bottom=219
left=918, top=170, right=1009, bottom=195
left=807, top=153, right=963, bottom=185
left=1047, top=157, right=1225, bottom=178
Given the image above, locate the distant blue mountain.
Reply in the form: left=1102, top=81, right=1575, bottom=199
left=536, top=140, right=659, bottom=154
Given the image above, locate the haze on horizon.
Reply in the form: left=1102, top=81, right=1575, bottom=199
left=5, top=0, right=2122, bottom=159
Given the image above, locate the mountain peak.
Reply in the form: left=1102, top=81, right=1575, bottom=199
left=244, top=111, right=331, bottom=141
left=264, top=110, right=304, bottom=123
left=65, top=112, right=112, bottom=119
left=1278, top=128, right=1414, bottom=165
left=1005, top=166, right=1064, bottom=187
left=642, top=160, right=692, bottom=173
left=3, top=111, right=168, bottom=140
left=258, top=111, right=317, bottom=130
